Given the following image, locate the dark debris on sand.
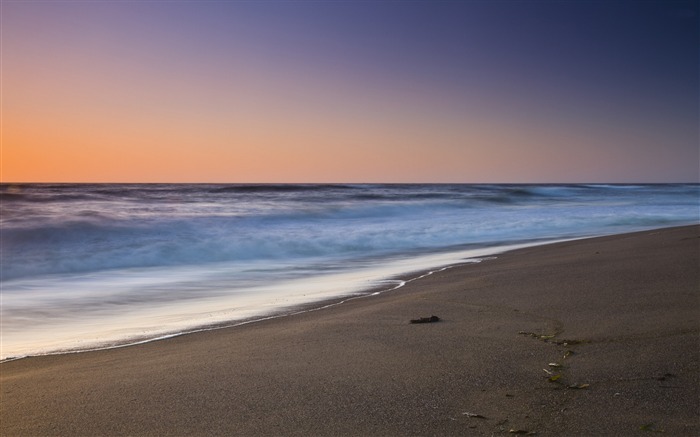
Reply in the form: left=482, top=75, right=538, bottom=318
left=410, top=315, right=440, bottom=324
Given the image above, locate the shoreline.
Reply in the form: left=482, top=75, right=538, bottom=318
left=1, top=225, right=698, bottom=435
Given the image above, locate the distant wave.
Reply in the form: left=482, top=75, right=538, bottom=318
left=2, top=183, right=698, bottom=282
left=208, top=184, right=360, bottom=193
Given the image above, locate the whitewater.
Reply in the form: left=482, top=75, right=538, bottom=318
left=1, top=183, right=698, bottom=360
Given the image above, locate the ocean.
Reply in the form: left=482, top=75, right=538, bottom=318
left=1, top=183, right=698, bottom=360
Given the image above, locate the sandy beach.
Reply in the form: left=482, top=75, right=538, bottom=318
left=1, top=225, right=698, bottom=436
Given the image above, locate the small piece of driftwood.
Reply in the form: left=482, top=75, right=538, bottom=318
left=410, top=315, right=440, bottom=324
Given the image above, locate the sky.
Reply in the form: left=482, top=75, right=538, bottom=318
left=2, top=0, right=698, bottom=183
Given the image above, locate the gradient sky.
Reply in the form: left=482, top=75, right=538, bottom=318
left=2, top=0, right=698, bottom=183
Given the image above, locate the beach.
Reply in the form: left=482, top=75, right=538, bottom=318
left=1, top=225, right=698, bottom=436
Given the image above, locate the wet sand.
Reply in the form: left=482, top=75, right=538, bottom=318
left=1, top=225, right=698, bottom=436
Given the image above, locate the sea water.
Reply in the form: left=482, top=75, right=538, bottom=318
left=2, top=183, right=698, bottom=360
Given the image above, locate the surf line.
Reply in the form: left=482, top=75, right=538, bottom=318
left=1, top=257, right=496, bottom=363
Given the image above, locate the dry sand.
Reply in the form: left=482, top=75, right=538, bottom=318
left=1, top=225, right=698, bottom=436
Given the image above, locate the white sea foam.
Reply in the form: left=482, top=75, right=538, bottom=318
left=1, top=240, right=563, bottom=361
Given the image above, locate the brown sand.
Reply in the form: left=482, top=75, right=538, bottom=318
left=1, top=225, right=698, bottom=436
